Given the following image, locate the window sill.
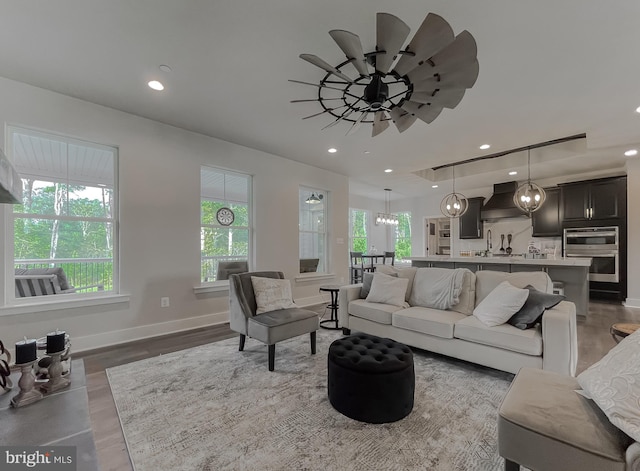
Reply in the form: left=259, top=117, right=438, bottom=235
left=294, top=272, right=336, bottom=283
left=0, top=293, right=131, bottom=317
left=193, top=282, right=229, bottom=294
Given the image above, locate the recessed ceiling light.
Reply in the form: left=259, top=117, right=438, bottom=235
left=384, top=169, right=393, bottom=173
left=148, top=80, right=164, bottom=91
left=159, top=65, right=172, bottom=73
left=509, top=171, right=518, bottom=176
left=432, top=184, right=438, bottom=188
left=636, top=106, right=640, bottom=113
left=479, top=144, right=491, bottom=150
left=625, top=149, right=638, bottom=157
left=327, top=148, right=337, bottom=153
left=363, top=150, right=370, bottom=154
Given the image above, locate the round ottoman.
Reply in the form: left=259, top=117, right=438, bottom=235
left=327, top=333, right=414, bottom=424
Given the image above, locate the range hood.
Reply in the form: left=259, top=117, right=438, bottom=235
left=480, top=181, right=527, bottom=221
left=0, top=148, right=22, bottom=204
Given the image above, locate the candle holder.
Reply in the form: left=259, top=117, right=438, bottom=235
left=40, top=350, right=70, bottom=394
left=10, top=360, right=43, bottom=408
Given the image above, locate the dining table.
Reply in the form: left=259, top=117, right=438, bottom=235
left=361, top=253, right=385, bottom=272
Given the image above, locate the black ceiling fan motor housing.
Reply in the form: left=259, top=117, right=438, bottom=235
left=364, top=74, right=389, bottom=110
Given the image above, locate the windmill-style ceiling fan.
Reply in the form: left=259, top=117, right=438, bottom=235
left=290, top=12, right=479, bottom=136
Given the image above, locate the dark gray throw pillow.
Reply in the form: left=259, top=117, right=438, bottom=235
left=360, top=272, right=397, bottom=298
left=507, top=285, right=565, bottom=329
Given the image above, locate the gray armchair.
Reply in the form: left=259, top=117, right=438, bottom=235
left=228, top=271, right=319, bottom=371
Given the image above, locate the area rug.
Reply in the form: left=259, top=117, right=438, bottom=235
left=107, top=330, right=514, bottom=471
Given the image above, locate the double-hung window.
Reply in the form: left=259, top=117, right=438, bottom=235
left=200, top=167, right=251, bottom=282
left=393, top=212, right=412, bottom=260
left=349, top=208, right=369, bottom=253
left=299, top=187, right=327, bottom=273
left=9, top=126, right=117, bottom=299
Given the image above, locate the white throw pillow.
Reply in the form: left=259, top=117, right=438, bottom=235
left=472, top=281, right=529, bottom=327
left=251, top=276, right=297, bottom=314
left=365, top=273, right=409, bottom=307
left=577, top=328, right=640, bottom=442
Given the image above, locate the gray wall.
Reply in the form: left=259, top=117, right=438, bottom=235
left=0, top=77, right=350, bottom=350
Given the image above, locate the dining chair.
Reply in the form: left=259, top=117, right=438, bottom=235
left=383, top=251, right=396, bottom=266
left=350, top=252, right=365, bottom=284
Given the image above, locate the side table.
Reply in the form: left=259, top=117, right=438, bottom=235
left=610, top=323, right=640, bottom=343
left=319, top=284, right=341, bottom=330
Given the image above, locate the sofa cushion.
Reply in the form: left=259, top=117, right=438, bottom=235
left=454, top=315, right=543, bottom=356
left=365, top=273, right=409, bottom=307
left=473, top=281, right=529, bottom=327
left=450, top=269, right=476, bottom=315
left=374, top=265, right=417, bottom=302
left=393, top=307, right=467, bottom=339
left=360, top=271, right=397, bottom=298
left=508, top=285, right=565, bottom=329
left=475, top=270, right=552, bottom=307
left=349, top=299, right=404, bottom=325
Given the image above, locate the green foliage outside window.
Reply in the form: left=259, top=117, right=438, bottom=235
left=394, top=212, right=412, bottom=259
left=350, top=209, right=368, bottom=253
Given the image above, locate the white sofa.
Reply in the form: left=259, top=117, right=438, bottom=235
left=338, top=266, right=578, bottom=376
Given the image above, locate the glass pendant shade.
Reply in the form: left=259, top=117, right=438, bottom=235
left=514, top=149, right=546, bottom=214
left=376, top=189, right=399, bottom=225
left=440, top=166, right=468, bottom=218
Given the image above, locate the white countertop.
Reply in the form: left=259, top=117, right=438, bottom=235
left=407, top=255, right=592, bottom=267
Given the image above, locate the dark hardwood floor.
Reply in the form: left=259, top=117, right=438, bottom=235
left=75, top=301, right=640, bottom=471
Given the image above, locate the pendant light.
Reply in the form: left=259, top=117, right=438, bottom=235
left=513, top=148, right=546, bottom=214
left=376, top=189, right=399, bottom=225
left=305, top=192, right=323, bottom=204
left=440, top=166, right=468, bottom=218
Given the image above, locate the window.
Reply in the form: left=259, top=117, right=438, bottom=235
left=349, top=208, right=369, bottom=252
left=201, top=167, right=251, bottom=282
left=299, top=187, right=327, bottom=273
left=9, top=126, right=117, bottom=298
left=394, top=212, right=412, bottom=260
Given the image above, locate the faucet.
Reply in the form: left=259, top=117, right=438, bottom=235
left=487, top=229, right=492, bottom=253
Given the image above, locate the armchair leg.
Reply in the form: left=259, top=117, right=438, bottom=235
left=268, top=344, right=275, bottom=371
left=310, top=331, right=316, bottom=354
left=504, top=459, right=519, bottom=471
left=239, top=334, right=246, bottom=351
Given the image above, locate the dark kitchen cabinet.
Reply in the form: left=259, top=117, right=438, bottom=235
left=459, top=197, right=484, bottom=239
left=561, top=177, right=626, bottom=222
left=532, top=187, right=561, bottom=237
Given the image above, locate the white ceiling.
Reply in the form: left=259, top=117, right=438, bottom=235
left=1, top=1, right=639, bottom=201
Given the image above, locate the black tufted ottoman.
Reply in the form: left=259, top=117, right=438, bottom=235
left=327, top=333, right=414, bottom=424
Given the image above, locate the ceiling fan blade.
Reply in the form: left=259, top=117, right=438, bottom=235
left=375, top=13, right=410, bottom=74
left=389, top=106, right=417, bottom=133
left=288, top=79, right=346, bottom=92
left=290, top=98, right=343, bottom=103
left=407, top=31, right=477, bottom=83
left=299, top=54, right=354, bottom=83
left=372, top=110, right=390, bottom=137
left=346, top=111, right=369, bottom=136
left=401, top=101, right=443, bottom=124
left=329, top=30, right=369, bottom=77
left=393, top=13, right=455, bottom=76
left=412, top=59, right=479, bottom=90
left=409, top=89, right=466, bottom=109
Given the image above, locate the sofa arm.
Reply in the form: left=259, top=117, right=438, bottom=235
left=338, top=284, right=363, bottom=329
left=542, top=300, right=578, bottom=377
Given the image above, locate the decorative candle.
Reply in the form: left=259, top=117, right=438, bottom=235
left=46, top=330, right=66, bottom=354
left=15, top=338, right=37, bottom=364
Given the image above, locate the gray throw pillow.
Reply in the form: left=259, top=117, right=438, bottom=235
left=360, top=272, right=397, bottom=298
left=507, top=285, right=565, bottom=329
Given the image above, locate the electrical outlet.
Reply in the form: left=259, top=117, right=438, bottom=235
left=161, top=297, right=170, bottom=308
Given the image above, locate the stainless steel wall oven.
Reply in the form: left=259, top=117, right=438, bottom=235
left=564, top=226, right=619, bottom=282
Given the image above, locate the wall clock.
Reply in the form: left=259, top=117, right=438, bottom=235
left=216, top=207, right=235, bottom=226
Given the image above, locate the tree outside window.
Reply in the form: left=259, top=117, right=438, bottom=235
left=349, top=209, right=368, bottom=253
left=394, top=212, right=412, bottom=260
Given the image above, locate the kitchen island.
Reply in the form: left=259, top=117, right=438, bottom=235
left=406, top=255, right=591, bottom=316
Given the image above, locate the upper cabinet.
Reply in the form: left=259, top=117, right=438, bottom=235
left=459, top=197, right=484, bottom=239
left=561, top=177, right=626, bottom=223
left=531, top=187, right=561, bottom=237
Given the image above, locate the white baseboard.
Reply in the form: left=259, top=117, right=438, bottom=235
left=72, top=294, right=328, bottom=353
left=624, top=298, right=640, bottom=309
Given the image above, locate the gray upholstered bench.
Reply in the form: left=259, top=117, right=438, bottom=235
left=498, top=367, right=633, bottom=471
